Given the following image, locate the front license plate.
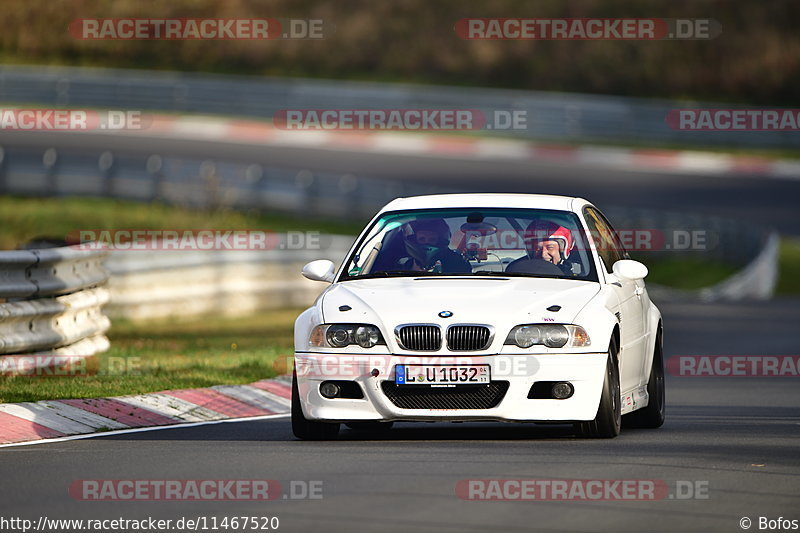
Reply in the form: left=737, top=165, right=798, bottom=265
left=395, top=365, right=490, bottom=386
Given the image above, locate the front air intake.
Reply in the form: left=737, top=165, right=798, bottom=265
left=381, top=381, right=509, bottom=409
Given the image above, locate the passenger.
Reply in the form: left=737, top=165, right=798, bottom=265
left=506, top=220, right=578, bottom=275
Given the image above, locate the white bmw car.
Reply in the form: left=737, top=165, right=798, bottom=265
left=293, top=193, right=664, bottom=439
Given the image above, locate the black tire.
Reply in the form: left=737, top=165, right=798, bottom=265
left=623, top=329, right=665, bottom=429
left=345, top=421, right=394, bottom=431
left=575, top=343, right=621, bottom=439
left=291, top=370, right=340, bottom=440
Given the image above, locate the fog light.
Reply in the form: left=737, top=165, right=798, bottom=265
left=319, top=381, right=341, bottom=399
left=551, top=382, right=574, bottom=399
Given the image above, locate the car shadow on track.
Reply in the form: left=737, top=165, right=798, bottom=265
left=96, top=417, right=618, bottom=442
left=338, top=422, right=580, bottom=441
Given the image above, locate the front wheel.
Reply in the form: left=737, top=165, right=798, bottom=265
left=291, top=371, right=340, bottom=440
left=575, top=346, right=621, bottom=439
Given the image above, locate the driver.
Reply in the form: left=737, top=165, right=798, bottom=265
left=507, top=220, right=577, bottom=275
left=392, top=219, right=471, bottom=273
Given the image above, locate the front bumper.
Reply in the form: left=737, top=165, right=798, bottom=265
left=294, top=352, right=608, bottom=422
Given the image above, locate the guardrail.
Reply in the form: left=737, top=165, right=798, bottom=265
left=0, top=246, right=110, bottom=375
left=104, top=236, right=354, bottom=321
left=1, top=65, right=798, bottom=149
left=0, top=144, right=448, bottom=220
left=605, top=207, right=778, bottom=301
left=602, top=207, right=767, bottom=267
left=647, top=231, right=780, bottom=302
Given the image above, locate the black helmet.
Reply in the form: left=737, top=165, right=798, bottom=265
left=402, top=219, right=451, bottom=267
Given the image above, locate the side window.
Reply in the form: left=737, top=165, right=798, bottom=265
left=596, top=209, right=629, bottom=261
left=583, top=207, right=623, bottom=273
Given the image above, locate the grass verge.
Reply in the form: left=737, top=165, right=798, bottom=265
left=776, top=238, right=800, bottom=295
left=0, top=309, right=299, bottom=404
left=0, top=195, right=364, bottom=250
left=637, top=257, right=740, bottom=291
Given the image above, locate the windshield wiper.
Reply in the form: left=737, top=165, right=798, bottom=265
left=473, top=270, right=509, bottom=276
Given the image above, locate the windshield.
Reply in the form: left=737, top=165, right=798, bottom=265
left=341, top=208, right=598, bottom=281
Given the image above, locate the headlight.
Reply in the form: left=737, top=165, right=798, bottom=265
left=512, top=325, right=543, bottom=348
left=505, top=324, right=591, bottom=349
left=354, top=326, right=381, bottom=348
left=328, top=325, right=351, bottom=347
left=309, top=324, right=385, bottom=348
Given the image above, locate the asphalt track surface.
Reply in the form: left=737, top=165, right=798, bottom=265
left=1, top=299, right=798, bottom=533
left=1, top=130, right=799, bottom=235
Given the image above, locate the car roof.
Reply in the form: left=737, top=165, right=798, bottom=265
left=379, top=193, right=590, bottom=214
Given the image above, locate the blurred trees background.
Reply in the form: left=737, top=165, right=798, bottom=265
left=0, top=0, right=797, bottom=104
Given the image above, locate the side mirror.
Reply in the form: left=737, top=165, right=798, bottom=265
left=612, top=259, right=648, bottom=281
left=302, top=260, right=336, bottom=283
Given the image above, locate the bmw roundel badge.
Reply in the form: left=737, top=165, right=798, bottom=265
left=438, top=310, right=453, bottom=318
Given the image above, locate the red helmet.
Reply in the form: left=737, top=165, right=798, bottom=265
left=523, top=220, right=574, bottom=260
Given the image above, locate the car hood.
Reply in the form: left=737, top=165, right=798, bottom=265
left=321, top=276, right=600, bottom=327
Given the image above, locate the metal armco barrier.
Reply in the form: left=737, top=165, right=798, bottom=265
left=0, top=65, right=797, bottom=149
left=0, top=246, right=110, bottom=298
left=0, top=246, right=110, bottom=374
left=699, top=231, right=780, bottom=301
left=0, top=145, right=446, bottom=220
left=0, top=287, right=109, bottom=353
left=602, top=207, right=767, bottom=266
left=104, top=236, right=354, bottom=321
left=603, top=207, right=778, bottom=301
